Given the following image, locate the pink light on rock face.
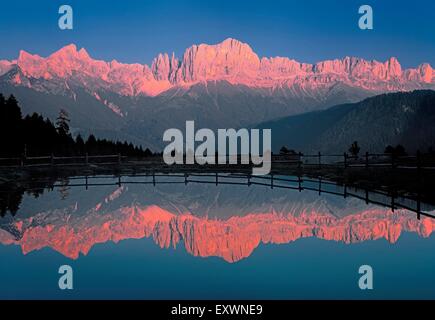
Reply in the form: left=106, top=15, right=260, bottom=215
left=0, top=205, right=433, bottom=263
left=2, top=38, right=434, bottom=97
left=0, top=60, right=13, bottom=76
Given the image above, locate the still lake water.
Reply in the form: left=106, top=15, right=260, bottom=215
left=0, top=174, right=434, bottom=299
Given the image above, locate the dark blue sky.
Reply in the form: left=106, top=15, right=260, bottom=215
left=0, top=0, right=434, bottom=68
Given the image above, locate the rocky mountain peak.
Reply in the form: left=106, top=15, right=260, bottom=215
left=2, top=39, right=435, bottom=96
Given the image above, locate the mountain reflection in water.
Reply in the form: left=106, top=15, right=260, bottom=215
left=0, top=175, right=433, bottom=263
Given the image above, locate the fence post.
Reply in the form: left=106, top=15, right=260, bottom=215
left=21, top=146, right=27, bottom=167
left=417, top=150, right=421, bottom=172
left=391, top=153, right=395, bottom=169
left=298, top=152, right=302, bottom=169
left=51, top=153, right=54, bottom=166
left=318, top=177, right=321, bottom=195
left=118, top=153, right=121, bottom=165
left=344, top=153, right=347, bottom=168
left=365, top=151, right=369, bottom=168
left=270, top=174, right=274, bottom=189
left=85, top=153, right=89, bottom=165
left=318, top=152, right=321, bottom=169
left=391, top=193, right=395, bottom=212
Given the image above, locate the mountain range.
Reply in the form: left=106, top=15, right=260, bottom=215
left=259, top=90, right=435, bottom=153
left=1, top=38, right=434, bottom=150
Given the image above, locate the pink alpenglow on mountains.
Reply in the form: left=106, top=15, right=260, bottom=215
left=1, top=38, right=434, bottom=97
left=0, top=205, right=433, bottom=263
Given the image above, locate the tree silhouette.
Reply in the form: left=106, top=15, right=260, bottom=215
left=280, top=146, right=290, bottom=154
left=384, top=144, right=407, bottom=156
left=0, top=95, right=23, bottom=156
left=349, top=141, right=361, bottom=157
left=75, top=134, right=85, bottom=154
left=0, top=94, right=154, bottom=158
left=56, top=109, right=71, bottom=136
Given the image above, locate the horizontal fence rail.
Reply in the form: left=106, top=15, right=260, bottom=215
left=0, top=152, right=435, bottom=170
left=0, top=153, right=127, bottom=168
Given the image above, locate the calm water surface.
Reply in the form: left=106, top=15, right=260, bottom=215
left=0, top=174, right=434, bottom=299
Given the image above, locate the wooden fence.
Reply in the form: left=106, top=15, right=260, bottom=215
left=17, top=172, right=434, bottom=221
left=0, top=152, right=435, bottom=170
left=0, top=153, right=126, bottom=168
left=273, top=151, right=435, bottom=170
